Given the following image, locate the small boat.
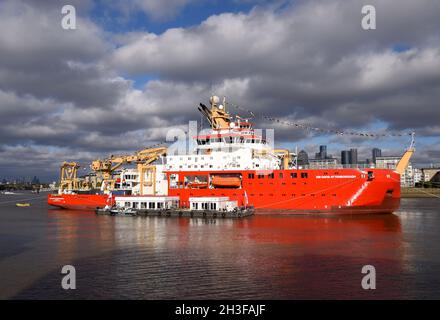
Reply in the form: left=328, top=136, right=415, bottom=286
left=187, top=181, right=209, bottom=189
left=16, top=203, right=31, bottom=207
left=211, top=175, right=241, bottom=188
left=96, top=207, right=137, bottom=216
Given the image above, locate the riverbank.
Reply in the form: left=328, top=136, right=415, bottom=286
left=401, top=188, right=440, bottom=198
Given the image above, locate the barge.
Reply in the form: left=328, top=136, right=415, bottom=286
left=96, top=196, right=254, bottom=218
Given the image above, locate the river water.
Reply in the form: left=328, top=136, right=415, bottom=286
left=0, top=192, right=439, bottom=299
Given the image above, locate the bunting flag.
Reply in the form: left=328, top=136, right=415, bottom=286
left=231, top=104, right=413, bottom=138
left=141, top=130, right=190, bottom=150
left=144, top=104, right=413, bottom=150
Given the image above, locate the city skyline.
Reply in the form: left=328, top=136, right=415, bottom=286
left=2, top=144, right=440, bottom=183
left=299, top=145, right=395, bottom=165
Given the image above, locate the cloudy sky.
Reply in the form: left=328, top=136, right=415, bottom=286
left=1, top=0, right=440, bottom=181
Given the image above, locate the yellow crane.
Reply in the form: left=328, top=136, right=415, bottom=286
left=395, top=132, right=416, bottom=175
left=273, top=149, right=291, bottom=169
left=90, top=146, right=167, bottom=194
left=59, top=161, right=80, bottom=191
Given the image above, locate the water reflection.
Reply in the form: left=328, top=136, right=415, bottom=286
left=4, top=195, right=440, bottom=299
left=42, top=210, right=407, bottom=299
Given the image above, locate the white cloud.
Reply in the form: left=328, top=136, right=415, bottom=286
left=1, top=0, right=440, bottom=178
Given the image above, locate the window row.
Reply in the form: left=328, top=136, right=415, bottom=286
left=196, top=137, right=266, bottom=145
left=247, top=172, right=309, bottom=179
left=125, top=201, right=165, bottom=209
left=192, top=202, right=217, bottom=210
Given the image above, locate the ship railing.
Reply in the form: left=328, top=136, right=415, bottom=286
left=297, top=164, right=377, bottom=170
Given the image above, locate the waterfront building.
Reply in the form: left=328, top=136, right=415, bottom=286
left=413, top=168, right=423, bottom=184
left=314, top=145, right=333, bottom=160
left=421, top=168, right=440, bottom=182
left=403, top=164, right=415, bottom=187
left=376, top=156, right=418, bottom=187
left=319, top=145, right=327, bottom=160
left=308, top=158, right=339, bottom=169
left=309, top=145, right=337, bottom=168
left=372, top=148, right=382, bottom=164
left=341, top=150, right=350, bottom=166
left=349, top=148, right=358, bottom=165
left=340, top=148, right=358, bottom=167
left=297, top=150, right=309, bottom=166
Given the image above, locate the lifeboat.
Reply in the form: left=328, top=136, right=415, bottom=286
left=211, top=175, right=241, bottom=188
left=187, top=181, right=209, bottom=189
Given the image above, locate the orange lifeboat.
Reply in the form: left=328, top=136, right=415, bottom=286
left=187, top=181, right=208, bottom=189
left=211, top=175, right=241, bottom=188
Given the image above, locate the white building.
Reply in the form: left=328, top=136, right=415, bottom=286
left=413, top=168, right=423, bottom=185
left=421, top=168, right=440, bottom=182
left=375, top=156, right=416, bottom=187
left=115, top=196, right=179, bottom=210
left=189, top=197, right=238, bottom=212
left=403, top=164, right=415, bottom=188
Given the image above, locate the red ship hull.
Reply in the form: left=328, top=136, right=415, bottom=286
left=48, top=168, right=400, bottom=214
left=166, top=168, right=401, bottom=214
left=47, top=193, right=112, bottom=210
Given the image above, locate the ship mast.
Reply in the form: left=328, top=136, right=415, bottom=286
left=198, top=95, right=232, bottom=130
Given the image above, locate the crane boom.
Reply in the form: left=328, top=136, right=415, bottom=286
left=59, top=161, right=80, bottom=192
left=90, top=146, right=167, bottom=191
left=395, top=132, right=415, bottom=175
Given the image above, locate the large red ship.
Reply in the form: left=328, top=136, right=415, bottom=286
left=48, top=95, right=413, bottom=214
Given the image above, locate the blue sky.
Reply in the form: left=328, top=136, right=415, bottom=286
left=90, top=0, right=264, bottom=34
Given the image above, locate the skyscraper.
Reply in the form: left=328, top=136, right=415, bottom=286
left=372, top=148, right=382, bottom=164
left=341, top=150, right=350, bottom=165
left=315, top=145, right=328, bottom=160
left=319, top=145, right=327, bottom=160
left=297, top=150, right=309, bottom=166
left=349, top=148, right=358, bottom=165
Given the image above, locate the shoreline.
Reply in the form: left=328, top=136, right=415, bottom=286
left=401, top=188, right=440, bottom=198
